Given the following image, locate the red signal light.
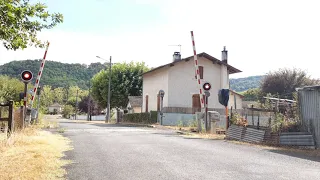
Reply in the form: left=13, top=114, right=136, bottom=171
left=203, top=82, right=211, bottom=91
left=21, top=70, right=33, bottom=83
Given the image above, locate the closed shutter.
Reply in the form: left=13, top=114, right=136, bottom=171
left=195, top=66, right=204, bottom=79
left=192, top=94, right=201, bottom=114
left=145, top=95, right=149, bottom=112
left=157, top=94, right=160, bottom=111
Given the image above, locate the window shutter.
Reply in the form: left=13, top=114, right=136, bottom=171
left=195, top=66, right=204, bottom=79
left=199, top=66, right=203, bottom=79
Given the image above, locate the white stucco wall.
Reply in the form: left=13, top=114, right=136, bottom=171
left=167, top=57, right=227, bottom=109
left=142, top=67, right=169, bottom=112
left=228, top=92, right=243, bottom=110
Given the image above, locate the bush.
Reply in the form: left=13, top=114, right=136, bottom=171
left=123, top=113, right=155, bottom=124
left=62, top=105, right=73, bottom=119
left=150, top=111, right=158, bottom=123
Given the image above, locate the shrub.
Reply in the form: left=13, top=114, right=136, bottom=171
left=123, top=113, right=152, bottom=124
left=230, top=112, right=248, bottom=126
left=150, top=111, right=158, bottom=123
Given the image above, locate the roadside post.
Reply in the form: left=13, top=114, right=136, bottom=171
left=21, top=70, right=33, bottom=126
left=159, top=90, right=165, bottom=125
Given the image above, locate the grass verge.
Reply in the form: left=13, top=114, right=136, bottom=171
left=0, top=127, right=72, bottom=180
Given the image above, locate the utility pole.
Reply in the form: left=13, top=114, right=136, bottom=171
left=75, top=89, right=78, bottom=120
left=106, top=56, right=112, bottom=123
left=96, top=55, right=112, bottom=123
left=87, top=82, right=91, bottom=121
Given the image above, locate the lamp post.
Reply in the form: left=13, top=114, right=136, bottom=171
left=96, top=56, right=112, bottom=123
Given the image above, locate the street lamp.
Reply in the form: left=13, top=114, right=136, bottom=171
left=96, top=55, right=112, bottom=123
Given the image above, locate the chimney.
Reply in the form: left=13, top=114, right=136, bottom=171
left=221, top=46, right=228, bottom=64
left=172, top=52, right=181, bottom=62
left=220, top=46, right=229, bottom=89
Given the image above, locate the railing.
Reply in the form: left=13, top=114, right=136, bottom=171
left=0, top=100, right=14, bottom=136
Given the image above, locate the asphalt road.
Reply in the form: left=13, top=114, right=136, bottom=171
left=55, top=118, right=320, bottom=180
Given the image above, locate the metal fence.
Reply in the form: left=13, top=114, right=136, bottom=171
left=298, top=86, right=320, bottom=148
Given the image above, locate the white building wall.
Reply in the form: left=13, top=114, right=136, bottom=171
left=142, top=67, right=169, bottom=112
left=228, top=93, right=243, bottom=110
left=168, top=57, right=226, bottom=109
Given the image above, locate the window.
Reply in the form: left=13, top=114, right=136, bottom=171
left=195, top=66, right=204, bottom=79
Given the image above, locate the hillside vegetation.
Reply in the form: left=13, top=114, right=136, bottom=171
left=230, top=75, right=264, bottom=92
left=0, top=60, right=106, bottom=89
left=1, top=60, right=264, bottom=92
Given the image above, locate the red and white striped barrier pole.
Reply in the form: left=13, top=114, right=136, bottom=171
left=190, top=31, right=204, bottom=110
left=30, top=42, right=50, bottom=108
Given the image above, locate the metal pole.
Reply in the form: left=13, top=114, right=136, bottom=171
left=106, top=56, right=112, bottom=123
left=87, top=82, right=91, bottom=121
left=23, top=82, right=28, bottom=124
left=75, top=89, right=78, bottom=120
left=160, top=96, right=164, bottom=125
left=36, top=88, right=41, bottom=124
left=204, top=95, right=208, bottom=132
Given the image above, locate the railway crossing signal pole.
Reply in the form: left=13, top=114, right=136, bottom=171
left=203, top=82, right=211, bottom=132
left=21, top=70, right=33, bottom=125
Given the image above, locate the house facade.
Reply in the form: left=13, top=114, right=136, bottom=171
left=142, top=51, right=241, bottom=113
left=126, top=96, right=142, bottom=114
left=48, top=103, right=62, bottom=114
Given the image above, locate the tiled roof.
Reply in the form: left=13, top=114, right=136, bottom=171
left=141, top=52, right=242, bottom=76
left=128, top=96, right=142, bottom=107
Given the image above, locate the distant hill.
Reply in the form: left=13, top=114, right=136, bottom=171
left=230, top=75, right=264, bottom=92
left=0, top=60, right=106, bottom=89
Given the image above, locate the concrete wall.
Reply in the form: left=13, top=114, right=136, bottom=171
left=72, top=115, right=105, bottom=121
left=133, top=107, right=142, bottom=113
left=162, top=112, right=227, bottom=129
left=142, top=67, right=169, bottom=112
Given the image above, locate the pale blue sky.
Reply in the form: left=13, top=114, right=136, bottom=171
left=1, top=0, right=320, bottom=79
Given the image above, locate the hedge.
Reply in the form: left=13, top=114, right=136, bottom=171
left=123, top=112, right=157, bottom=124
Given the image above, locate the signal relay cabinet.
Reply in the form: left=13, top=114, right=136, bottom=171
left=196, top=111, right=221, bottom=133
left=25, top=108, right=37, bottom=124
left=208, top=111, right=220, bottom=134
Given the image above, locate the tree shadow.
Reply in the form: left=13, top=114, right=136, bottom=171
left=267, top=149, right=320, bottom=163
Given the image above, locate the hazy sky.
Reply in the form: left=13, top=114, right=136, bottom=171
left=0, top=0, right=319, bottom=79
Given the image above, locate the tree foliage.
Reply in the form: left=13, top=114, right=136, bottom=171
left=91, top=62, right=149, bottom=108
left=0, top=75, right=24, bottom=102
left=78, top=96, right=102, bottom=115
left=241, top=88, right=262, bottom=101
left=0, top=0, right=63, bottom=50
left=261, top=68, right=319, bottom=99
left=0, top=60, right=106, bottom=89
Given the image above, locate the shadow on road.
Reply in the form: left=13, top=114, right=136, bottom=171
left=267, top=149, right=320, bottom=163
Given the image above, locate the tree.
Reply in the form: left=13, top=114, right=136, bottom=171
left=40, top=85, right=53, bottom=107
left=0, top=75, right=24, bottom=102
left=53, top=87, right=64, bottom=104
left=91, top=62, right=149, bottom=108
left=241, top=88, right=262, bottom=101
left=78, top=96, right=102, bottom=115
left=0, top=0, right=63, bottom=50
left=62, top=105, right=73, bottom=118
left=260, top=68, right=319, bottom=99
